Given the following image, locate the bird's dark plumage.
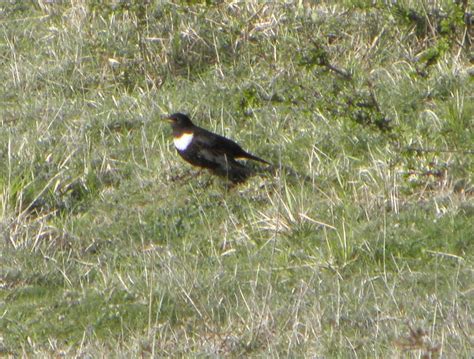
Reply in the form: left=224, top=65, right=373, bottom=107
left=164, top=113, right=270, bottom=183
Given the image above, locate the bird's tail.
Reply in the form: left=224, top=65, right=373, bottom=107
left=243, top=153, right=271, bottom=165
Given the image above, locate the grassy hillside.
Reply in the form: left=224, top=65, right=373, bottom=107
left=1, top=1, right=472, bottom=357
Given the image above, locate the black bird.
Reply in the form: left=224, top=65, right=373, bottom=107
left=164, top=113, right=270, bottom=183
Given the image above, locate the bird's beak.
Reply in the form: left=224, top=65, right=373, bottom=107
left=162, top=115, right=174, bottom=123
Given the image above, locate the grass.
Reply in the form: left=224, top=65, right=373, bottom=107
left=1, top=0, right=473, bottom=357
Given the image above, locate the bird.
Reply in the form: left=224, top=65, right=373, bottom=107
left=164, top=113, right=270, bottom=183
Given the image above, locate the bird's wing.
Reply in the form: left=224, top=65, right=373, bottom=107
left=193, top=129, right=244, bottom=155
left=179, top=132, right=239, bottom=169
left=193, top=128, right=269, bottom=165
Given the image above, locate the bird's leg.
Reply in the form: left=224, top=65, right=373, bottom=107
left=223, top=154, right=231, bottom=181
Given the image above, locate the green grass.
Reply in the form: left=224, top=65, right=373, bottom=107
left=1, top=1, right=473, bottom=357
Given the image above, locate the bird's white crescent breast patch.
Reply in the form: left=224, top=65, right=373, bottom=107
left=173, top=132, right=194, bottom=151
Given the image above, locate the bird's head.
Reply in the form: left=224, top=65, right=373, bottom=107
left=164, top=113, right=194, bottom=129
